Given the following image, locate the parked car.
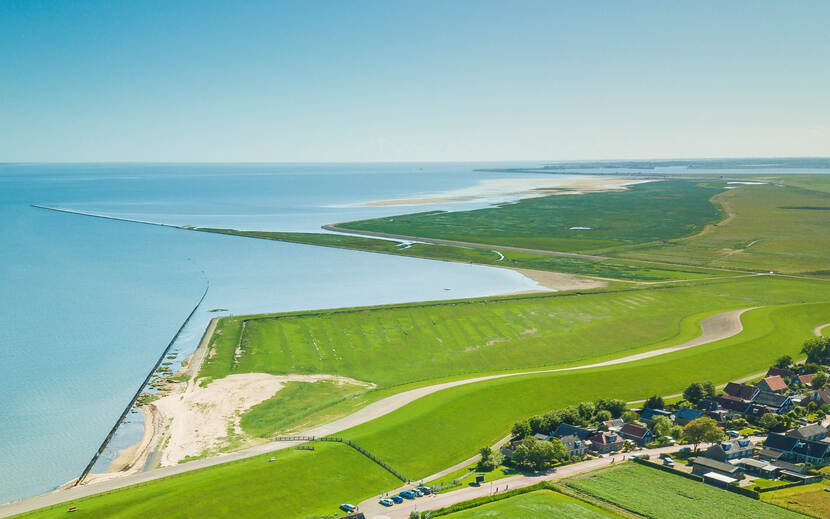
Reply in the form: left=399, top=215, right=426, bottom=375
left=663, top=457, right=675, bottom=467
left=379, top=498, right=394, bottom=507
left=400, top=490, right=416, bottom=499
left=412, top=489, right=422, bottom=497
left=391, top=495, right=404, bottom=504
left=417, top=486, right=432, bottom=495
left=726, top=430, right=740, bottom=438
left=339, top=504, right=356, bottom=512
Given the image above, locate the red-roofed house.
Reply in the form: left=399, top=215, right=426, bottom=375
left=798, top=374, right=816, bottom=387
left=589, top=431, right=624, bottom=453
left=757, top=375, right=788, bottom=394
left=809, top=388, right=830, bottom=406
left=620, top=423, right=654, bottom=446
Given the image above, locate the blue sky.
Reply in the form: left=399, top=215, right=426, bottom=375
left=1, top=1, right=828, bottom=162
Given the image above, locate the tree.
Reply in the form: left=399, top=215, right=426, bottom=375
left=670, top=425, right=684, bottom=441
left=512, top=420, right=531, bottom=439
left=622, top=410, right=639, bottom=424
left=802, top=337, right=830, bottom=364
left=759, top=413, right=788, bottom=432
left=512, top=437, right=565, bottom=471
left=812, top=372, right=828, bottom=390
left=577, top=401, right=596, bottom=421
left=644, top=395, right=664, bottom=409
left=596, top=398, right=627, bottom=418
left=528, top=415, right=545, bottom=434
left=540, top=411, right=562, bottom=434
left=683, top=417, right=724, bottom=452
left=594, top=409, right=613, bottom=423
left=477, top=446, right=501, bottom=471
left=774, top=355, right=793, bottom=369
left=683, top=382, right=714, bottom=405
left=702, top=381, right=717, bottom=398
left=652, top=416, right=673, bottom=437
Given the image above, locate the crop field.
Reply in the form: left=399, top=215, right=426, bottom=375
left=619, top=183, right=830, bottom=274
left=567, top=464, right=806, bottom=519
left=761, top=480, right=830, bottom=519
left=444, top=489, right=626, bottom=518
left=338, top=300, right=830, bottom=477
left=197, top=227, right=727, bottom=282
left=201, top=276, right=830, bottom=389
left=12, top=442, right=396, bottom=519
left=336, top=180, right=724, bottom=253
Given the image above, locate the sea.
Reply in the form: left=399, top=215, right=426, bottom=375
left=0, top=162, right=557, bottom=504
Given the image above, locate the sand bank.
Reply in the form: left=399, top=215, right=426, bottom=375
left=359, top=176, right=653, bottom=207
left=508, top=268, right=607, bottom=292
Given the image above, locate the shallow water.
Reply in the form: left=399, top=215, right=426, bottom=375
left=0, top=162, right=550, bottom=503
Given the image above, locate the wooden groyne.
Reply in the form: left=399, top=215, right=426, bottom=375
left=74, top=282, right=209, bottom=486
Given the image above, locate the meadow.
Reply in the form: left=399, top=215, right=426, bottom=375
left=336, top=180, right=724, bottom=252
left=618, top=183, right=830, bottom=274
left=12, top=442, right=398, bottom=519
left=567, top=463, right=806, bottom=519
left=444, top=489, right=625, bottom=518
left=761, top=480, right=830, bottom=519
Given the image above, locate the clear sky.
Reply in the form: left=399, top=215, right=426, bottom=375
left=1, top=0, right=828, bottom=162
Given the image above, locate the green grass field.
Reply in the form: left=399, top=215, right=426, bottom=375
left=761, top=480, right=830, bottom=519
left=13, top=442, right=398, bottom=519
left=337, top=180, right=724, bottom=252
left=444, top=489, right=626, bottom=518
left=197, top=227, right=728, bottom=282
left=568, top=464, right=806, bottom=519
left=619, top=183, right=830, bottom=274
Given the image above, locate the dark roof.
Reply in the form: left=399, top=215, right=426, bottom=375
left=710, top=439, right=754, bottom=453
left=675, top=407, right=703, bottom=420
left=758, top=448, right=784, bottom=460
left=787, top=424, right=827, bottom=439
left=620, top=423, right=650, bottom=439
left=759, top=375, right=788, bottom=392
left=552, top=423, right=594, bottom=440
left=715, top=394, right=750, bottom=412
left=640, top=408, right=673, bottom=421
left=766, top=367, right=795, bottom=379
left=724, top=382, right=759, bottom=400
left=603, top=419, right=625, bottom=428
left=692, top=457, right=743, bottom=473
left=753, top=391, right=790, bottom=408
left=765, top=433, right=830, bottom=459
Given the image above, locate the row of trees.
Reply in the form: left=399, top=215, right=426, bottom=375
left=511, top=398, right=628, bottom=439
left=802, top=337, right=830, bottom=365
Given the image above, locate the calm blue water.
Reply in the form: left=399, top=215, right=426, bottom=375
left=0, top=162, right=552, bottom=503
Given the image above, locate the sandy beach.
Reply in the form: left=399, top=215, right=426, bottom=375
left=359, top=176, right=652, bottom=207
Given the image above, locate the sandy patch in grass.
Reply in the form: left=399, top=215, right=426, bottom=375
left=508, top=268, right=608, bottom=293
left=359, top=177, right=653, bottom=207
left=153, top=373, right=375, bottom=466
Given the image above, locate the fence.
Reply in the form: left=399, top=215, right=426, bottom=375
left=274, top=436, right=408, bottom=482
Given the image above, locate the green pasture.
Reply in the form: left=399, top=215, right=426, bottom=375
left=201, top=276, right=830, bottom=390
left=761, top=480, right=830, bottom=518
left=12, top=442, right=398, bottom=519
left=336, top=300, right=830, bottom=478
left=445, top=489, right=625, bottom=518
left=197, top=228, right=728, bottom=282
left=620, top=183, right=830, bottom=274
left=567, top=463, right=805, bottom=518
left=337, top=180, right=724, bottom=252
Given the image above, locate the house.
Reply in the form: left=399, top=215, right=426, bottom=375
left=732, top=458, right=779, bottom=478
left=639, top=408, right=674, bottom=425
left=763, top=433, right=830, bottom=466
left=705, top=439, right=755, bottom=461
left=757, top=375, right=788, bottom=394
left=724, top=382, right=760, bottom=401
left=558, top=434, right=588, bottom=457
left=797, top=373, right=816, bottom=388
left=619, top=423, right=653, bottom=445
left=602, top=419, right=625, bottom=432
left=808, top=388, right=830, bottom=406
left=747, top=391, right=794, bottom=416
left=691, top=457, right=745, bottom=480
left=589, top=431, right=624, bottom=453
left=552, top=423, right=595, bottom=441
left=675, top=407, right=704, bottom=426
left=714, top=394, right=750, bottom=414
left=786, top=424, right=828, bottom=442
left=766, top=367, right=795, bottom=379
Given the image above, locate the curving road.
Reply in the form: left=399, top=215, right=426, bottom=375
left=0, top=307, right=754, bottom=518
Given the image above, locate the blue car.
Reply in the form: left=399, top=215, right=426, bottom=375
left=400, top=490, right=416, bottom=499
left=379, top=498, right=394, bottom=507
left=391, top=495, right=404, bottom=504
left=417, top=486, right=432, bottom=495
left=339, top=504, right=356, bottom=512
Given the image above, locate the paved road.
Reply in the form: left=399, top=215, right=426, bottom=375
left=0, top=307, right=755, bottom=518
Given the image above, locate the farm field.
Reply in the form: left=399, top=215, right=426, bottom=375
left=197, top=227, right=726, bottom=282
left=200, top=276, right=828, bottom=390
left=336, top=300, right=830, bottom=478
left=11, top=442, right=397, bottom=519
left=761, top=480, right=830, bottom=519
left=619, top=183, right=830, bottom=274
left=336, top=180, right=724, bottom=253
left=567, top=464, right=806, bottom=519
left=444, top=489, right=626, bottom=518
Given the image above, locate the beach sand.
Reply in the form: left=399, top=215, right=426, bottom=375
left=360, top=176, right=652, bottom=207
left=508, top=268, right=608, bottom=292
